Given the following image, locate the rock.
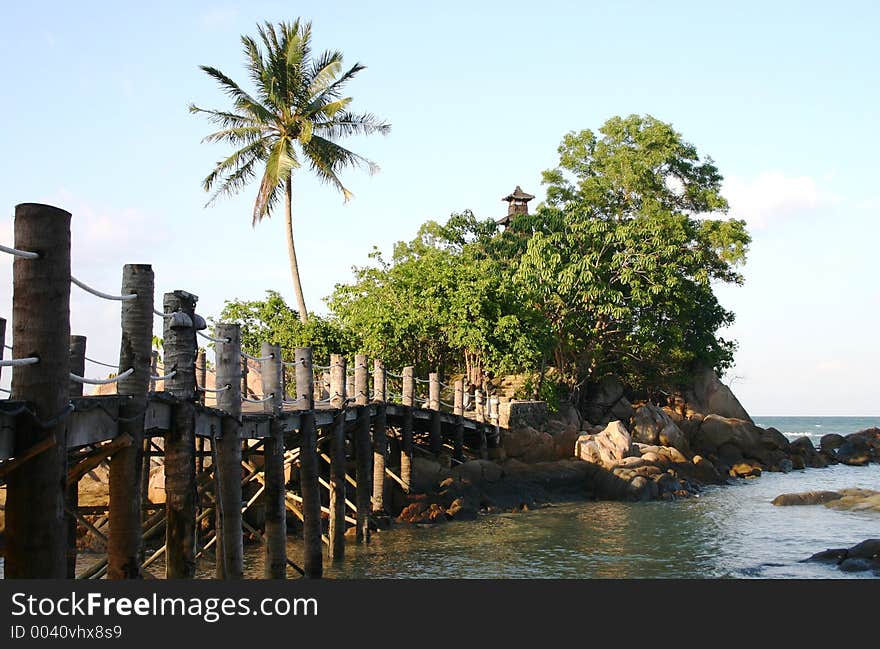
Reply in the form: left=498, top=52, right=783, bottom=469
left=504, top=426, right=557, bottom=463
left=446, top=497, right=478, bottom=521
left=717, top=442, right=744, bottom=466
left=729, top=462, right=761, bottom=478
left=574, top=420, right=634, bottom=469
left=552, top=426, right=581, bottom=460
left=825, top=490, right=880, bottom=514
left=583, top=376, right=634, bottom=426
left=820, top=433, right=846, bottom=453
left=451, top=459, right=504, bottom=485
left=838, top=558, right=875, bottom=572
left=803, top=548, right=847, bottom=563
left=789, top=437, right=828, bottom=468
left=777, top=459, right=793, bottom=473
left=685, top=366, right=753, bottom=422
left=772, top=490, right=845, bottom=506
left=760, top=427, right=791, bottom=452
left=630, top=404, right=690, bottom=454
left=410, top=457, right=453, bottom=493
left=847, top=538, right=880, bottom=560
left=691, top=415, right=761, bottom=454
left=836, top=436, right=871, bottom=466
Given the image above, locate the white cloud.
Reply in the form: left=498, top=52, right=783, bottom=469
left=722, top=171, right=827, bottom=229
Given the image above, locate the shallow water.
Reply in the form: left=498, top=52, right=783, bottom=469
left=13, top=418, right=880, bottom=580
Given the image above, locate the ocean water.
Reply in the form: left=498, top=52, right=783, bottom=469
left=753, top=416, right=880, bottom=442
left=19, top=418, right=880, bottom=580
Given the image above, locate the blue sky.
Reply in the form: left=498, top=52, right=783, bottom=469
left=1, top=1, right=878, bottom=415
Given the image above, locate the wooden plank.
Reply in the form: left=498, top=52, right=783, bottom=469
left=67, top=402, right=122, bottom=448
left=0, top=436, right=57, bottom=479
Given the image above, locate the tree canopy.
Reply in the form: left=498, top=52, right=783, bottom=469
left=215, top=114, right=750, bottom=404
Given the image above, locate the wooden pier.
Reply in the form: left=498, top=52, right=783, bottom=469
left=0, top=202, right=502, bottom=579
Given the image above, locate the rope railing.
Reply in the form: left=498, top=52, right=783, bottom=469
left=71, top=275, right=137, bottom=302
left=69, top=368, right=134, bottom=385
left=84, top=356, right=119, bottom=370
left=151, top=370, right=177, bottom=381
left=243, top=393, right=274, bottom=404
left=0, top=387, right=10, bottom=394
left=0, top=243, right=39, bottom=259
left=241, top=351, right=275, bottom=362
left=385, top=370, right=404, bottom=379
left=281, top=359, right=307, bottom=368
left=199, top=384, right=231, bottom=393
left=197, top=330, right=231, bottom=344
left=1, top=357, right=39, bottom=367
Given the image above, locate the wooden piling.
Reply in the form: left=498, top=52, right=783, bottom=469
left=428, top=372, right=443, bottom=457
left=401, top=366, right=414, bottom=493
left=372, top=360, right=387, bottom=514
left=162, top=290, right=198, bottom=579
left=475, top=389, right=485, bottom=423
left=6, top=203, right=71, bottom=579
left=0, top=316, right=5, bottom=385
left=196, top=348, right=206, bottom=405
left=261, top=341, right=286, bottom=578
left=295, top=347, right=322, bottom=578
left=453, top=379, right=464, bottom=462
left=354, top=354, right=371, bottom=542
left=328, top=354, right=346, bottom=560
left=213, top=324, right=243, bottom=578
left=240, top=356, right=248, bottom=397
left=66, top=335, right=86, bottom=578
left=108, top=264, right=153, bottom=579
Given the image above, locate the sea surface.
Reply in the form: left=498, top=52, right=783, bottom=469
left=28, top=417, right=880, bottom=580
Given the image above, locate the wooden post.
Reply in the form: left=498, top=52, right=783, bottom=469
left=401, top=366, right=414, bottom=494
left=261, top=342, right=286, bottom=578
left=372, top=360, right=387, bottom=514
left=428, top=372, right=443, bottom=457
left=295, top=347, right=322, bottom=578
left=475, top=389, right=485, bottom=423
left=6, top=203, right=71, bottom=579
left=346, top=371, right=355, bottom=403
left=149, top=350, right=158, bottom=392
left=196, top=348, right=206, bottom=404
left=162, top=290, right=198, bottom=579
left=321, top=371, right=331, bottom=400
left=0, top=317, right=6, bottom=385
left=66, top=335, right=86, bottom=578
left=213, top=324, right=243, bottom=579
left=453, top=379, right=464, bottom=462
left=108, top=264, right=153, bottom=579
left=328, top=354, right=346, bottom=560
left=354, top=354, right=371, bottom=542
left=240, top=356, right=249, bottom=397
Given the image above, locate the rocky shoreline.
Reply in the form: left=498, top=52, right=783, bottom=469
left=394, top=369, right=880, bottom=526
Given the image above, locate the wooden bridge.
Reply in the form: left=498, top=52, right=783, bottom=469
left=0, top=202, right=502, bottom=579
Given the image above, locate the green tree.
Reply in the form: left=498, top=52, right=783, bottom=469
left=214, top=290, right=358, bottom=364
left=191, top=19, right=390, bottom=324
left=328, top=212, right=550, bottom=381
left=514, top=115, right=750, bottom=397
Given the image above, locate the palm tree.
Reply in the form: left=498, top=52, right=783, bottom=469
left=190, top=19, right=390, bottom=323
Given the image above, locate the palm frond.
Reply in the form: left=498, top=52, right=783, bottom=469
left=252, top=138, right=299, bottom=224
left=315, top=110, right=391, bottom=138
left=202, top=137, right=270, bottom=193
left=198, top=65, right=275, bottom=124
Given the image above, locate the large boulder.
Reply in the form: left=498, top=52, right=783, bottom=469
left=410, top=457, right=452, bottom=493
left=575, top=420, right=635, bottom=469
left=451, top=459, right=504, bottom=485
left=503, top=426, right=557, bottom=464
left=789, top=436, right=828, bottom=468
left=772, top=490, right=845, bottom=506
left=691, top=414, right=761, bottom=454
left=630, top=404, right=690, bottom=454
left=685, top=366, right=753, bottom=423
left=583, top=376, right=634, bottom=426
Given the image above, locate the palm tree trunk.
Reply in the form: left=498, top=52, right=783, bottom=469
left=284, top=175, right=309, bottom=324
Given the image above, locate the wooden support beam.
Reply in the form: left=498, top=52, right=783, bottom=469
left=453, top=379, right=465, bottom=462
left=328, top=355, right=347, bottom=561
left=400, top=366, right=414, bottom=493
left=5, top=202, right=71, bottom=579
left=162, top=289, right=199, bottom=579
left=261, top=341, right=286, bottom=579
left=295, top=347, right=322, bottom=578
left=109, top=263, right=153, bottom=579
left=214, top=323, right=243, bottom=579
left=66, top=335, right=86, bottom=578
left=67, top=434, right=132, bottom=486
left=354, top=353, right=373, bottom=541
left=372, top=359, right=387, bottom=514
left=0, top=435, right=57, bottom=480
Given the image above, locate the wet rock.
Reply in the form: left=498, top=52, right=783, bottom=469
left=446, top=497, right=478, bottom=521
left=730, top=462, right=761, bottom=478
left=789, top=437, right=828, bottom=468
left=772, top=490, right=844, bottom=506
left=836, top=436, right=872, bottom=466
left=820, top=433, right=846, bottom=453
left=839, top=558, right=875, bottom=572
left=451, top=459, right=504, bottom=485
